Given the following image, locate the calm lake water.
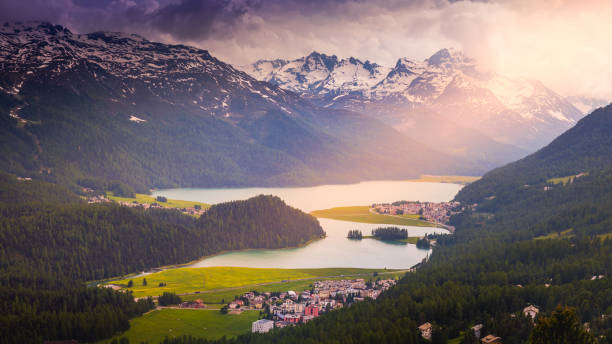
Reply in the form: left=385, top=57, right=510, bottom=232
left=153, top=181, right=461, bottom=269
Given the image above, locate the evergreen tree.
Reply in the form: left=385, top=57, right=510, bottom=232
left=529, top=306, right=596, bottom=344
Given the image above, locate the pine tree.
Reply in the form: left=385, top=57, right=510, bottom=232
left=529, top=306, right=596, bottom=344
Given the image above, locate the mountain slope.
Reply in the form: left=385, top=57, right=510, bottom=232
left=245, top=49, right=584, bottom=163
left=174, top=97, right=612, bottom=344
left=456, top=103, right=612, bottom=204
left=0, top=22, right=474, bottom=191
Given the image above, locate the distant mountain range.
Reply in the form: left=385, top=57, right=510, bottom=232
left=0, top=22, right=476, bottom=191
left=243, top=49, right=588, bottom=165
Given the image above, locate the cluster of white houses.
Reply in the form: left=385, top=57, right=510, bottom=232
left=250, top=278, right=397, bottom=333
left=372, top=201, right=460, bottom=229
left=418, top=305, right=540, bottom=343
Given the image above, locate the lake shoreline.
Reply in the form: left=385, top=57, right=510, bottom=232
left=95, top=235, right=327, bottom=284
left=130, top=181, right=458, bottom=271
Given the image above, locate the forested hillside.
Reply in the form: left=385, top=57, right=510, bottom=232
left=0, top=172, right=81, bottom=204
left=164, top=106, right=612, bottom=343
left=0, top=22, right=474, bottom=193
left=0, top=176, right=323, bottom=343
left=1, top=195, right=323, bottom=281
left=456, top=103, right=612, bottom=204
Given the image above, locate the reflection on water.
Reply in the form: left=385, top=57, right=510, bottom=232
left=153, top=181, right=460, bottom=269
left=153, top=180, right=461, bottom=213
left=187, top=219, right=447, bottom=269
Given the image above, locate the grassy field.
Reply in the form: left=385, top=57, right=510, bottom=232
left=310, top=206, right=436, bottom=227
left=534, top=229, right=574, bottom=241
left=399, top=237, right=420, bottom=244
left=179, top=270, right=407, bottom=304
left=547, top=176, right=574, bottom=185
left=107, top=267, right=393, bottom=298
left=407, top=174, right=481, bottom=185
left=362, top=236, right=421, bottom=244
left=103, top=309, right=259, bottom=343
left=547, top=173, right=589, bottom=186
left=598, top=232, right=612, bottom=240
left=107, top=192, right=210, bottom=211
left=534, top=229, right=612, bottom=242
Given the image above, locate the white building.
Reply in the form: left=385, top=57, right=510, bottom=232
left=252, top=319, right=274, bottom=333
left=523, top=305, right=540, bottom=320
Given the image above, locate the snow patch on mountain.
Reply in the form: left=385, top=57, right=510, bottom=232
left=0, top=21, right=303, bottom=121
left=129, top=115, right=147, bottom=123
left=245, top=48, right=585, bottom=150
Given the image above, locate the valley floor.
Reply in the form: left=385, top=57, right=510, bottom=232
left=104, top=267, right=401, bottom=299
left=100, top=267, right=405, bottom=342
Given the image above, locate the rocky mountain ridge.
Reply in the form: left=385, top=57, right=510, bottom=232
left=243, top=48, right=584, bottom=152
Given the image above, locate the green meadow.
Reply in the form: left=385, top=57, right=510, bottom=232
left=310, top=206, right=436, bottom=227
left=103, top=309, right=259, bottom=343
left=547, top=172, right=589, bottom=186
left=108, top=267, right=392, bottom=298
left=361, top=236, right=421, bottom=244
left=534, top=228, right=574, bottom=241
left=179, top=270, right=407, bottom=304
left=107, top=192, right=210, bottom=211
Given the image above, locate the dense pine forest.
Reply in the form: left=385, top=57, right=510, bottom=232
left=161, top=107, right=612, bottom=344
left=0, top=173, right=324, bottom=343
left=371, top=227, right=409, bottom=240
left=456, top=104, right=612, bottom=205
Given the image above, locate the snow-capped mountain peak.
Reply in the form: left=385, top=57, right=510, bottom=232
left=0, top=21, right=303, bottom=118
left=243, top=48, right=584, bottom=151
left=242, top=52, right=390, bottom=97
left=426, top=48, right=474, bottom=69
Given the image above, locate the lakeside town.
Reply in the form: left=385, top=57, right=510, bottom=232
left=86, top=193, right=207, bottom=216
left=179, top=278, right=397, bottom=333
left=372, top=200, right=462, bottom=231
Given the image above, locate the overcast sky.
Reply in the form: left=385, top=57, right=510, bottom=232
left=2, top=0, right=612, bottom=100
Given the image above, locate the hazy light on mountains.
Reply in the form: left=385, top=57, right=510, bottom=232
left=1, top=0, right=611, bottom=100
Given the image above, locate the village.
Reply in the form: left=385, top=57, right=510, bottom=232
left=178, top=278, right=397, bottom=333
left=86, top=194, right=207, bottom=216
left=372, top=200, right=461, bottom=230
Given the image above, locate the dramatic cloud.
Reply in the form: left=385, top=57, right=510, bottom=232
left=2, top=0, right=612, bottom=100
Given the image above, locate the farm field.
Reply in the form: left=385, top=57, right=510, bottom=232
left=107, top=267, right=393, bottom=298
left=310, top=206, right=436, bottom=227
left=107, top=192, right=210, bottom=210
left=102, top=309, right=259, bottom=343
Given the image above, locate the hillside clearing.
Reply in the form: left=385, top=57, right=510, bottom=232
left=107, top=192, right=210, bottom=211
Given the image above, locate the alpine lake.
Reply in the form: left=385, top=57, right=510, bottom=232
left=152, top=180, right=462, bottom=270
